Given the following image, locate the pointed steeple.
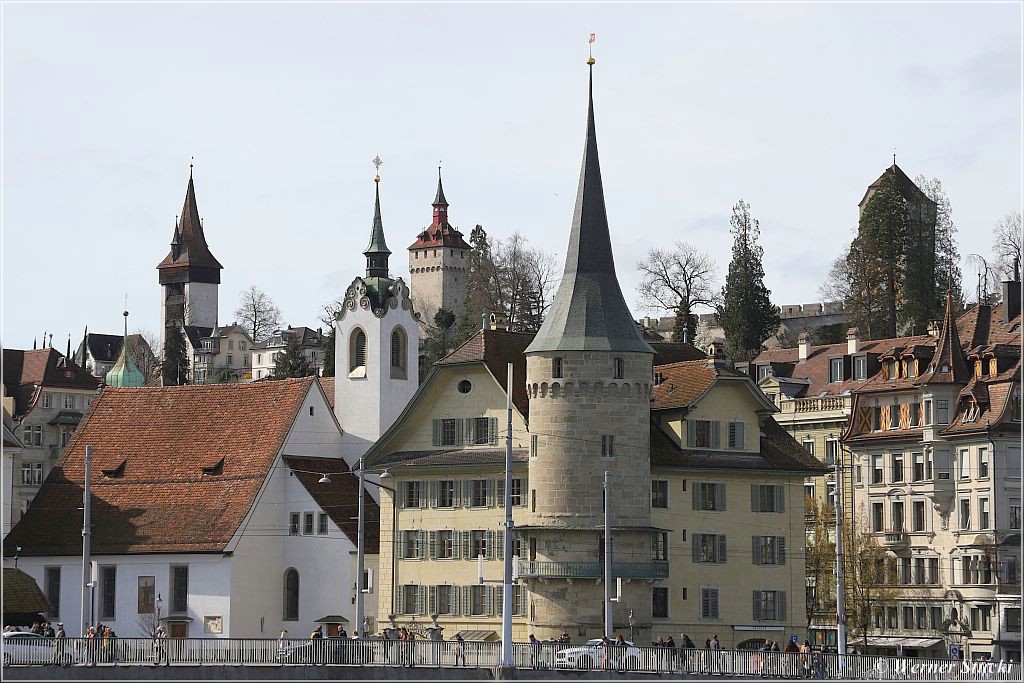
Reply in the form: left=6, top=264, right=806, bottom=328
left=429, top=166, right=450, bottom=229
left=923, top=288, right=969, bottom=383
left=364, top=176, right=391, bottom=279
left=433, top=167, right=448, bottom=206
left=157, top=168, right=224, bottom=274
left=526, top=60, right=652, bottom=354
left=105, top=311, right=146, bottom=388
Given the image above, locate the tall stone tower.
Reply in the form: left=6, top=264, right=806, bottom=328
left=523, top=60, right=656, bottom=638
left=334, top=172, right=419, bottom=468
left=407, top=171, right=470, bottom=330
left=156, top=168, right=222, bottom=353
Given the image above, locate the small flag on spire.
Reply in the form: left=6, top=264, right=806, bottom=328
left=589, top=33, right=596, bottom=43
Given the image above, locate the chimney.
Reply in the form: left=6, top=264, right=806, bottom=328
left=847, top=327, right=860, bottom=354
left=798, top=331, right=811, bottom=362
left=481, top=309, right=489, bottom=332
left=705, top=341, right=733, bottom=369
left=489, top=312, right=507, bottom=331
left=927, top=320, right=941, bottom=337
left=1002, top=278, right=1021, bottom=324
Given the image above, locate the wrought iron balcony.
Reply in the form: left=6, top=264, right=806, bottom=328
left=517, top=560, right=669, bottom=579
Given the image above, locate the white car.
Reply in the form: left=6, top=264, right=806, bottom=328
left=2, top=631, right=72, bottom=666
left=553, top=638, right=642, bottom=670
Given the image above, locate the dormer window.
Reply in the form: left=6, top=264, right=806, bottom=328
left=905, top=359, right=917, bottom=378
left=757, top=365, right=771, bottom=382
left=552, top=357, right=563, bottom=379
left=853, top=356, right=867, bottom=380
left=989, top=357, right=998, bottom=376
left=829, top=358, right=844, bottom=383
left=612, top=358, right=624, bottom=379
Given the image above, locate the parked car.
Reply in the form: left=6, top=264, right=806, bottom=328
left=2, top=631, right=77, bottom=666
left=553, top=638, right=641, bottom=670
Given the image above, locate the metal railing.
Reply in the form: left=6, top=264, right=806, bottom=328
left=3, top=637, right=1021, bottom=680
left=517, top=560, right=669, bottom=579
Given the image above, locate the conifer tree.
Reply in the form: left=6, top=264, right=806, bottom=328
left=161, top=325, right=190, bottom=386
left=273, top=334, right=314, bottom=379
left=321, top=328, right=335, bottom=377
left=716, top=200, right=780, bottom=362
left=421, top=308, right=457, bottom=382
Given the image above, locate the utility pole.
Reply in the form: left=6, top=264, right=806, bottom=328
left=834, top=457, right=848, bottom=656
left=80, top=445, right=92, bottom=637
left=356, top=455, right=366, bottom=637
left=501, top=363, right=514, bottom=668
left=603, top=470, right=612, bottom=637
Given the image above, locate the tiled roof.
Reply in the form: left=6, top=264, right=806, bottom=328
left=648, top=342, right=706, bottom=365
left=283, top=456, right=379, bottom=553
left=4, top=378, right=315, bottom=556
left=377, top=448, right=530, bottom=469
left=252, top=327, right=325, bottom=351
left=438, top=330, right=533, bottom=415
left=408, top=224, right=471, bottom=250
left=2, top=349, right=99, bottom=417
left=2, top=569, right=52, bottom=615
left=943, top=368, right=1021, bottom=436
left=919, top=293, right=970, bottom=383
left=651, top=360, right=745, bottom=410
left=318, top=377, right=335, bottom=410
left=3, top=423, right=23, bottom=448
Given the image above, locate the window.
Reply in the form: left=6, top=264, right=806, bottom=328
left=470, top=586, right=486, bottom=616
left=753, top=536, right=786, bottom=565
left=99, top=566, right=116, bottom=620
left=971, top=606, right=992, bottom=631
left=457, top=379, right=472, bottom=394
left=936, top=400, right=949, bottom=424
left=552, top=357, right=562, bottom=379
left=41, top=393, right=51, bottom=409
left=303, top=512, right=314, bottom=535
left=980, top=499, right=990, bottom=529
left=887, top=606, right=898, bottom=629
left=913, top=501, right=926, bottom=532
left=803, top=439, right=815, bottom=455
left=853, top=356, right=867, bottom=380
left=1010, top=498, right=1021, bottom=530
left=612, top=358, right=624, bottom=379
left=169, top=564, right=188, bottom=614
left=471, top=480, right=489, bottom=507
left=138, top=576, right=155, bottom=614
left=437, top=480, right=456, bottom=508
left=871, top=455, right=883, bottom=484
left=728, top=422, right=745, bottom=449
left=433, top=418, right=461, bottom=446
left=691, top=419, right=717, bottom=448
left=978, top=448, right=990, bottom=478
left=930, top=606, right=943, bottom=629
left=751, top=485, right=784, bottom=512
left=804, top=483, right=815, bottom=500
left=913, top=558, right=925, bottom=585
left=64, top=394, right=75, bottom=409
left=889, top=403, right=900, bottom=429
left=280, top=568, right=300, bottom=621
left=435, top=585, right=454, bottom=615
left=601, top=435, right=614, bottom=457
left=349, top=329, right=367, bottom=375
left=758, top=365, right=771, bottom=381
left=21, top=464, right=31, bottom=485
left=390, top=328, right=407, bottom=378
left=892, top=453, right=904, bottom=482
left=891, top=501, right=904, bottom=533
left=913, top=452, right=926, bottom=481
left=510, top=479, right=523, bottom=506
left=257, top=354, right=263, bottom=364
left=959, top=499, right=971, bottom=530
left=471, top=530, right=488, bottom=558
left=825, top=440, right=839, bottom=466
left=45, top=567, right=61, bottom=618
left=903, top=605, right=914, bottom=627
left=653, top=587, right=669, bottom=618
left=829, top=358, right=844, bottom=382
left=240, top=341, right=246, bottom=351
left=652, top=480, right=669, bottom=508
left=60, top=427, right=72, bottom=447
left=653, top=532, right=669, bottom=561
left=923, top=399, right=933, bottom=425
left=30, top=425, right=42, bottom=446
left=226, top=354, right=233, bottom=366
left=693, top=533, right=726, bottom=563
left=403, top=530, right=422, bottom=559
left=404, top=481, right=423, bottom=508
left=1007, top=608, right=1021, bottom=633
left=318, top=512, right=328, bottom=535
left=32, top=462, right=42, bottom=485
left=694, top=482, right=725, bottom=511
left=469, top=417, right=496, bottom=445
left=856, top=465, right=863, bottom=484
left=753, top=590, right=785, bottom=621
left=872, top=502, right=884, bottom=532
left=436, top=531, right=455, bottom=559
left=700, top=587, right=720, bottom=620
left=530, top=435, right=538, bottom=457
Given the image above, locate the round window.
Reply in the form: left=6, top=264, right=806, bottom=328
left=457, top=379, right=473, bottom=394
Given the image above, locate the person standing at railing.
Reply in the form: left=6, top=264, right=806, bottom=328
left=454, top=633, right=465, bottom=667
left=529, top=634, right=541, bottom=670
left=153, top=626, right=166, bottom=666
left=711, top=634, right=722, bottom=674
left=51, top=623, right=66, bottom=666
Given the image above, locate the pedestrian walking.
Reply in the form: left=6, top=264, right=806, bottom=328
left=454, top=633, right=466, bottom=667
left=51, top=623, right=66, bottom=666
left=665, top=635, right=677, bottom=672
left=42, top=621, right=55, bottom=638
left=711, top=633, right=722, bottom=674
left=529, top=634, right=541, bottom=669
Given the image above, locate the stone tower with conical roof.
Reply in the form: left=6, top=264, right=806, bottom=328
left=407, top=170, right=470, bottom=330
left=522, top=61, right=657, bottom=639
left=105, top=311, right=146, bottom=388
left=156, top=167, right=223, bottom=354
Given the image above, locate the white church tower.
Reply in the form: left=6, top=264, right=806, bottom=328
left=334, top=167, right=419, bottom=463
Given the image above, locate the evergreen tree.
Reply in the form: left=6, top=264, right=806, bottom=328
left=421, top=308, right=457, bottom=382
left=273, top=333, right=315, bottom=379
left=716, top=200, right=780, bottom=362
left=321, top=328, right=336, bottom=377
left=916, top=176, right=963, bottom=308
left=454, top=225, right=493, bottom=345
left=161, top=325, right=190, bottom=386
left=854, top=172, right=908, bottom=338
left=671, top=300, right=698, bottom=343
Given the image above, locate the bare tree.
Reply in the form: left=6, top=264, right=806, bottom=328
left=129, top=329, right=162, bottom=384
left=234, top=286, right=282, bottom=343
left=636, top=242, right=718, bottom=343
left=993, top=210, right=1022, bottom=281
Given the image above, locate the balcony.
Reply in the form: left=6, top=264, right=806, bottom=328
left=784, top=396, right=850, bottom=414
left=517, top=560, right=669, bottom=580
left=883, top=530, right=908, bottom=547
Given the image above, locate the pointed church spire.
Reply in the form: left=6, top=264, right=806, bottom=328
left=363, top=168, right=391, bottom=279
left=433, top=166, right=448, bottom=207
left=430, top=165, right=450, bottom=229
left=157, top=166, right=224, bottom=272
left=526, top=58, right=652, bottom=354
left=924, top=285, right=969, bottom=383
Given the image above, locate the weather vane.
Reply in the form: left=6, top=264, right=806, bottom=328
left=588, top=32, right=596, bottom=65
left=373, top=154, right=383, bottom=183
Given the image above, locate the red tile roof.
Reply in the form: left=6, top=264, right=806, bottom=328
left=283, top=456, right=379, bottom=553
left=318, top=377, right=335, bottom=410
left=5, top=378, right=315, bottom=556
left=2, top=348, right=100, bottom=417
left=408, top=225, right=471, bottom=250
left=651, top=360, right=745, bottom=410
left=437, top=330, right=533, bottom=415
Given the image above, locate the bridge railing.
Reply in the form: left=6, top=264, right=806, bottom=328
left=3, top=636, right=1020, bottom=680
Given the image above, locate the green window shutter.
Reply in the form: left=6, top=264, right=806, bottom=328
left=465, top=418, right=475, bottom=445
left=778, top=591, right=787, bottom=621
left=736, top=422, right=745, bottom=449
left=718, top=535, right=727, bottom=563
left=752, top=536, right=762, bottom=565
left=462, top=532, right=470, bottom=560
left=396, top=585, right=405, bottom=613
left=711, top=421, right=721, bottom=448
left=416, top=585, right=426, bottom=615
left=497, top=479, right=505, bottom=507
left=693, top=483, right=702, bottom=510
left=462, top=586, right=471, bottom=615
left=753, top=591, right=762, bottom=621
left=496, top=586, right=504, bottom=616
left=428, top=585, right=437, bottom=615
left=489, top=417, right=499, bottom=445
left=775, top=485, right=785, bottom=512
left=432, top=420, right=440, bottom=446
left=454, top=480, right=462, bottom=507
left=751, top=485, right=760, bottom=512
left=687, top=420, right=695, bottom=447
left=456, top=419, right=465, bottom=446
left=485, top=586, right=494, bottom=616
left=777, top=537, right=786, bottom=565
left=711, top=589, right=719, bottom=619
left=429, top=531, right=437, bottom=560
left=419, top=530, right=427, bottom=558
left=429, top=481, right=437, bottom=507
left=396, top=532, right=405, bottom=559
left=692, top=533, right=700, bottom=563
left=453, top=531, right=461, bottom=559
left=486, top=530, right=496, bottom=560
left=717, top=484, right=726, bottom=510
left=463, top=480, right=471, bottom=505
left=398, top=482, right=407, bottom=508
left=497, top=531, right=505, bottom=560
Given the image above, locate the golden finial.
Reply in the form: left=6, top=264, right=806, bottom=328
left=587, top=32, right=596, bottom=65
left=372, top=154, right=383, bottom=183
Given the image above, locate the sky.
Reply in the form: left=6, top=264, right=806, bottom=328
left=2, top=2, right=1021, bottom=351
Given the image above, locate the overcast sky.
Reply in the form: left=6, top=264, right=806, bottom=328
left=3, top=2, right=1020, bottom=351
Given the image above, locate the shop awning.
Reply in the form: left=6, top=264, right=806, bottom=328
left=850, top=636, right=943, bottom=648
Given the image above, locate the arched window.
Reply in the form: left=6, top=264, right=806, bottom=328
left=612, top=357, right=624, bottom=379
left=552, top=357, right=563, bottom=379
left=390, top=327, right=407, bottom=380
left=349, top=329, right=367, bottom=377
left=283, top=568, right=299, bottom=621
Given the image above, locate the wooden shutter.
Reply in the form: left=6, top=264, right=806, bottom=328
left=777, top=537, right=786, bottom=565
left=398, top=482, right=407, bottom=508
left=880, top=404, right=890, bottom=429
left=489, top=417, right=499, bottom=445
left=753, top=591, right=762, bottom=621
left=452, top=531, right=461, bottom=559
left=716, top=483, right=726, bottom=510
left=486, top=481, right=495, bottom=507
left=396, top=532, right=405, bottom=559
left=484, top=586, right=493, bottom=616
left=687, top=420, right=695, bottom=447
left=428, top=585, right=437, bottom=615
left=693, top=483, right=702, bottom=510
left=774, top=485, right=785, bottom=513
left=778, top=591, right=787, bottom=621
left=718, top=535, right=727, bottom=563
left=419, top=531, right=427, bottom=558
left=751, top=485, right=760, bottom=512
left=462, top=586, right=471, bottom=615
left=455, top=419, right=465, bottom=445
left=712, top=589, right=719, bottom=619
left=495, top=586, right=504, bottom=616
left=396, top=585, right=405, bottom=613
left=463, top=480, right=472, bottom=505
left=486, top=530, right=496, bottom=560
left=432, top=420, right=441, bottom=446
left=497, top=479, right=505, bottom=507
left=416, top=585, right=426, bottom=615
left=429, top=480, right=437, bottom=507
left=735, top=422, right=745, bottom=449
left=464, top=418, right=476, bottom=445
left=429, top=531, right=437, bottom=560
left=711, top=421, right=721, bottom=448
left=752, top=536, right=762, bottom=565
left=497, top=531, right=505, bottom=560
left=692, top=534, right=701, bottom=562
left=454, top=480, right=462, bottom=507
